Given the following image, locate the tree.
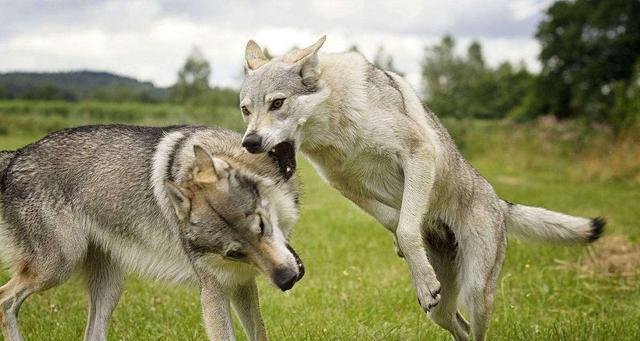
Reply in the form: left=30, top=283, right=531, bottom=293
left=171, top=47, right=211, bottom=103
left=373, top=46, right=404, bottom=76
left=0, top=85, right=5, bottom=99
left=422, top=36, right=464, bottom=117
left=611, top=59, right=640, bottom=132
left=496, top=63, right=535, bottom=118
left=421, top=36, right=533, bottom=119
left=467, top=41, right=485, bottom=70
left=533, top=0, right=640, bottom=120
left=460, top=41, right=498, bottom=118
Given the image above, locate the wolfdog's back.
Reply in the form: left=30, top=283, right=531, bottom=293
left=0, top=125, right=219, bottom=282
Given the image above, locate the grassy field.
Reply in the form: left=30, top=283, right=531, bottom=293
left=0, top=103, right=638, bottom=340
left=0, top=100, right=245, bottom=134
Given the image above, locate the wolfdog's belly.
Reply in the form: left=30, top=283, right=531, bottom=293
left=90, top=223, right=258, bottom=288
left=305, top=150, right=404, bottom=208
left=89, top=220, right=196, bottom=284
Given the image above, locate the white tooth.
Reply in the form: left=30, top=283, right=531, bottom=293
left=286, top=166, right=291, bottom=172
left=271, top=148, right=276, bottom=153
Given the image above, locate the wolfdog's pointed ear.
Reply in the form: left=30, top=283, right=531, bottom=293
left=193, top=145, right=230, bottom=184
left=245, top=40, right=268, bottom=71
left=165, top=180, right=192, bottom=222
left=285, top=35, right=326, bottom=86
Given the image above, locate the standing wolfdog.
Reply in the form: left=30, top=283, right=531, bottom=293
left=0, top=125, right=303, bottom=341
left=238, top=36, right=605, bottom=340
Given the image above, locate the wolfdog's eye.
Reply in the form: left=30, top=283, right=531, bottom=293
left=241, top=106, right=251, bottom=116
left=226, top=250, right=245, bottom=259
left=259, top=217, right=266, bottom=235
left=269, top=98, right=285, bottom=110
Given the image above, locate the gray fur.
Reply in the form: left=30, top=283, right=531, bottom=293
left=0, top=124, right=301, bottom=341
left=240, top=36, right=605, bottom=341
left=0, top=151, right=14, bottom=172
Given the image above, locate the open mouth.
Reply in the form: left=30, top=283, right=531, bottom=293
left=286, top=244, right=305, bottom=281
left=268, top=141, right=296, bottom=180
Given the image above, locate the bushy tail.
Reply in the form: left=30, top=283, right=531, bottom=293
left=501, top=200, right=605, bottom=243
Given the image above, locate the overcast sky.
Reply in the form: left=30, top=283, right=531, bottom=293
left=0, top=0, right=552, bottom=90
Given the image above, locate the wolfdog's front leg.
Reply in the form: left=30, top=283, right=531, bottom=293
left=397, top=150, right=441, bottom=312
left=200, top=278, right=236, bottom=341
left=230, top=279, right=268, bottom=341
left=83, top=249, right=125, bottom=341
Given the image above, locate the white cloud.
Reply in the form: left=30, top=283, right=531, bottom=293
left=7, top=30, right=110, bottom=57
left=0, top=0, right=548, bottom=90
left=509, top=0, right=554, bottom=20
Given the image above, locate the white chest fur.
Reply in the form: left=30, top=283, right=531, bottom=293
left=302, top=140, right=405, bottom=209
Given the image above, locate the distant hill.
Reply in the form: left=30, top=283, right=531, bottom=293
left=0, top=71, right=168, bottom=101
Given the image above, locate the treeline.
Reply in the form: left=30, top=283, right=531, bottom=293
left=0, top=54, right=239, bottom=108
left=1, top=0, right=638, bottom=133
left=0, top=71, right=166, bottom=103
left=419, top=0, right=640, bottom=132
left=421, top=37, right=533, bottom=120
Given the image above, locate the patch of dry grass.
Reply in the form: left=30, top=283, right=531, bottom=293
left=579, top=132, right=640, bottom=182
left=445, top=116, right=640, bottom=183
left=557, top=235, right=640, bottom=279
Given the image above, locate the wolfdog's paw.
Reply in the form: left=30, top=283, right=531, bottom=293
left=416, top=280, right=441, bottom=313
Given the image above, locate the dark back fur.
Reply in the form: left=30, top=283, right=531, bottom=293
left=0, top=150, right=16, bottom=194
left=0, top=125, right=297, bottom=261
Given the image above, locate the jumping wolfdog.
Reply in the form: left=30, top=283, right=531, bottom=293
left=0, top=125, right=303, bottom=341
left=238, top=36, right=605, bottom=340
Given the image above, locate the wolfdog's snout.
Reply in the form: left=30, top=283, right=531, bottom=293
left=242, top=133, right=263, bottom=153
left=273, top=244, right=305, bottom=291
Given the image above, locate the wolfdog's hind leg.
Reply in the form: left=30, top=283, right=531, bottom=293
left=0, top=278, right=22, bottom=341
left=424, top=226, right=470, bottom=341
left=458, top=215, right=507, bottom=341
left=0, top=241, right=79, bottom=341
left=0, top=265, right=51, bottom=341
left=82, top=246, right=125, bottom=341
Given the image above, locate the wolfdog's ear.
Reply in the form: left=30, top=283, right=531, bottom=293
left=284, top=35, right=326, bottom=87
left=193, top=145, right=230, bottom=184
left=245, top=40, right=268, bottom=71
left=165, top=180, right=192, bottom=222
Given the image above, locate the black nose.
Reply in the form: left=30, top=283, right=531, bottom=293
left=273, top=267, right=298, bottom=291
left=242, top=133, right=263, bottom=153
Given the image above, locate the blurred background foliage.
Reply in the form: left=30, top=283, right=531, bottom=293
left=0, top=0, right=638, bottom=184
left=421, top=0, right=640, bottom=132
left=1, top=0, right=638, bottom=132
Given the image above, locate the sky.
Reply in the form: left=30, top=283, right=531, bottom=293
left=0, top=0, right=553, bottom=90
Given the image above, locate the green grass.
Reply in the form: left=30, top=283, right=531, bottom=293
left=0, top=100, right=245, bottom=135
left=0, top=115, right=639, bottom=340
